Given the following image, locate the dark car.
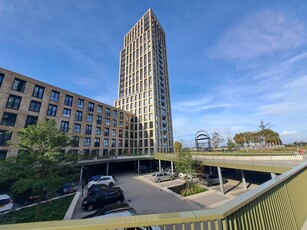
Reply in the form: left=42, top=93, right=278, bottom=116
left=198, top=174, right=228, bottom=186
left=87, top=184, right=119, bottom=196
left=135, top=165, right=152, bottom=173
left=82, top=203, right=131, bottom=219
left=14, top=189, right=47, bottom=206
left=81, top=187, right=125, bottom=211
left=59, top=182, right=78, bottom=195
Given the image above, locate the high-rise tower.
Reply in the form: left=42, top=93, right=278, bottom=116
left=114, top=9, right=173, bottom=154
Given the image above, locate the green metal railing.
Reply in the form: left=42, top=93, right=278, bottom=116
left=1, top=161, right=306, bottom=230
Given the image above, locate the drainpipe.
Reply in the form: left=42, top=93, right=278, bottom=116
left=217, top=167, right=225, bottom=195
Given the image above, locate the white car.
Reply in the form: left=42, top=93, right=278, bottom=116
left=178, top=172, right=194, bottom=179
left=0, top=194, right=13, bottom=213
left=87, top=176, right=115, bottom=189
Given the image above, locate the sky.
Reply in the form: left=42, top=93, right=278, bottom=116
left=1, top=0, right=307, bottom=146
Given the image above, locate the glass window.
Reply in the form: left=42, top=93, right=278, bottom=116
left=29, top=100, right=41, bottom=112
left=25, top=115, right=38, bottom=127
left=0, top=73, right=4, bottom=87
left=75, top=111, right=83, bottom=121
left=105, top=118, right=110, bottom=126
left=88, top=102, right=94, bottom=112
left=50, top=90, right=60, bottom=102
left=84, top=137, right=91, bottom=146
left=0, top=150, right=7, bottom=160
left=97, top=115, right=102, bottom=125
left=103, top=138, right=109, bottom=147
left=6, top=95, right=22, bottom=110
left=112, top=119, right=117, bottom=128
left=47, top=104, right=57, bottom=117
left=0, top=130, right=12, bottom=146
left=32, top=85, right=45, bottom=98
left=94, top=138, right=100, bottom=147
left=64, top=95, right=73, bottom=106
left=71, top=136, right=79, bottom=147
left=112, top=139, right=116, bottom=147
left=120, top=112, right=123, bottom=120
left=74, top=123, right=81, bottom=133
left=113, top=110, right=117, bottom=118
left=86, top=114, right=93, bottom=122
left=60, top=121, right=69, bottom=132
left=85, top=125, right=92, bottom=135
left=98, top=105, right=103, bottom=113
left=1, top=112, right=17, bottom=126
left=106, top=108, right=111, bottom=116
left=63, top=108, right=71, bottom=118
left=104, top=128, right=109, bottom=136
left=96, top=127, right=101, bottom=135
left=12, top=78, right=26, bottom=92
left=77, top=99, right=84, bottom=108
left=119, top=121, right=123, bottom=127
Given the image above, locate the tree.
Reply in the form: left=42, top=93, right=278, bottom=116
left=227, top=139, right=236, bottom=151
left=211, top=132, right=224, bottom=150
left=174, top=141, right=183, bottom=152
left=0, top=120, right=79, bottom=221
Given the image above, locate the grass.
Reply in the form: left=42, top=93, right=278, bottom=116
left=169, top=183, right=207, bottom=197
left=0, top=194, right=74, bottom=225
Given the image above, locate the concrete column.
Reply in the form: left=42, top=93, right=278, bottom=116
left=241, top=170, right=247, bottom=190
left=106, top=162, right=109, bottom=175
left=171, top=161, right=174, bottom=175
left=159, top=160, right=161, bottom=172
left=209, top=166, right=212, bottom=175
left=217, top=167, right=225, bottom=195
left=271, top=172, right=277, bottom=179
left=79, top=165, right=83, bottom=184
left=137, top=160, right=140, bottom=174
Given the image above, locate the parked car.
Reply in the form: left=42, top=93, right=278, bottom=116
left=81, top=187, right=125, bottom=211
left=87, top=184, right=109, bottom=196
left=135, top=165, right=152, bottom=173
left=14, top=189, right=48, bottom=206
left=61, top=182, right=77, bottom=195
left=198, top=174, right=228, bottom=186
left=178, top=172, right=194, bottom=179
left=163, top=169, right=178, bottom=177
left=82, top=203, right=161, bottom=229
left=0, top=194, right=13, bottom=213
left=152, top=172, right=174, bottom=183
left=86, top=175, right=104, bottom=184
left=87, top=176, right=116, bottom=189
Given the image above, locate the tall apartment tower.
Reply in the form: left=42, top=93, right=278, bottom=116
left=114, top=9, right=173, bottom=154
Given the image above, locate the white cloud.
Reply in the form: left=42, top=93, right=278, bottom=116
left=257, top=103, right=307, bottom=115
left=279, top=131, right=297, bottom=136
left=212, top=9, right=307, bottom=60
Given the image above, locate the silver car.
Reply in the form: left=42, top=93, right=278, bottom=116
left=153, top=172, right=174, bottom=183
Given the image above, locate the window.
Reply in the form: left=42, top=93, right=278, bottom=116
left=0, top=130, right=12, bottom=146
left=112, top=139, right=116, bottom=147
left=71, top=136, right=79, bottom=147
left=94, top=138, right=100, bottom=147
left=103, top=138, right=109, bottom=147
left=74, top=123, right=81, bottom=133
left=29, top=100, right=41, bottom=112
left=32, top=85, right=45, bottom=98
left=113, top=110, right=117, bottom=118
left=12, top=78, right=26, bottom=92
left=25, top=115, right=38, bottom=127
left=1, top=112, right=17, bottom=126
left=87, top=114, right=93, bottom=122
left=6, top=95, right=22, bottom=110
left=64, top=95, right=73, bottom=106
left=75, top=111, right=83, bottom=121
left=119, top=121, right=123, bottom=128
left=60, top=121, right=69, bottom=132
left=97, top=116, right=102, bottom=125
left=98, top=105, right=103, bottom=113
left=119, top=130, right=123, bottom=138
left=85, top=125, right=92, bottom=135
left=0, top=150, right=7, bottom=160
left=112, top=119, right=117, bottom=128
left=47, top=104, right=57, bottom=116
left=63, top=108, right=71, bottom=118
left=104, top=128, right=109, bottom=136
left=50, top=90, right=60, bottom=102
left=105, top=118, right=110, bottom=126
left=118, top=139, right=123, bottom=147
left=112, top=129, right=116, bottom=137
left=84, top=137, right=91, bottom=146
left=96, top=127, right=101, bottom=135
left=88, top=102, right=94, bottom=112
left=106, top=108, right=111, bottom=116
left=77, top=99, right=84, bottom=108
left=0, top=73, right=4, bottom=87
left=120, top=112, right=123, bottom=120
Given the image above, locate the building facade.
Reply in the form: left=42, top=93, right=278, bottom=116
left=114, top=9, right=174, bottom=154
left=0, top=68, right=135, bottom=159
left=0, top=9, right=173, bottom=160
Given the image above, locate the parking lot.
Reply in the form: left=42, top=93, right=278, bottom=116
left=72, top=172, right=258, bottom=219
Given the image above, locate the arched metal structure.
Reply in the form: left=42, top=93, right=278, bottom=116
left=195, top=130, right=212, bottom=151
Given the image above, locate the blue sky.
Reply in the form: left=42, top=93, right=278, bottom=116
left=1, top=0, right=307, bottom=146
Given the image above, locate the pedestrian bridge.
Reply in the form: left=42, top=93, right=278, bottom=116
left=1, top=153, right=306, bottom=230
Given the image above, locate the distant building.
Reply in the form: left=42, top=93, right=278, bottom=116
left=0, top=9, right=173, bottom=160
